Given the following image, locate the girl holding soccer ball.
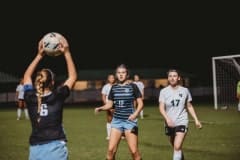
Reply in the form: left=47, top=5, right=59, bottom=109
left=23, top=34, right=77, bottom=160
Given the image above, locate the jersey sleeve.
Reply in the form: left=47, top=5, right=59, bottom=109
left=101, top=85, right=107, bottom=95
left=186, top=88, right=192, bottom=102
left=56, top=85, right=70, bottom=99
left=131, top=83, right=142, bottom=99
left=24, top=84, right=34, bottom=92
left=159, top=89, right=165, bottom=103
left=108, top=85, right=114, bottom=101
left=23, top=84, right=35, bottom=103
left=140, top=82, right=145, bottom=90
left=16, top=85, right=20, bottom=92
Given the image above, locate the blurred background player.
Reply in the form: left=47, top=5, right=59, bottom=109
left=23, top=34, right=77, bottom=160
left=16, top=78, right=29, bottom=120
left=159, top=69, right=202, bottom=160
left=101, top=74, right=116, bottom=140
left=237, top=80, right=240, bottom=112
left=95, top=64, right=143, bottom=160
left=133, top=74, right=144, bottom=119
left=231, top=58, right=240, bottom=111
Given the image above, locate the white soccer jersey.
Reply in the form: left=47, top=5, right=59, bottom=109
left=101, top=83, right=112, bottom=102
left=133, top=81, right=144, bottom=94
left=16, top=84, right=25, bottom=99
left=159, top=85, right=192, bottom=126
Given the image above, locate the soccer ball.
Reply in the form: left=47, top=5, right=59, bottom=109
left=42, top=32, right=63, bottom=56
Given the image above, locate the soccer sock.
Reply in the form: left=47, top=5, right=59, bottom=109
left=106, top=123, right=111, bottom=138
left=24, top=108, right=29, bottom=119
left=17, top=108, right=21, bottom=119
left=238, top=103, right=240, bottom=111
left=140, top=110, right=144, bottom=118
left=173, top=150, right=182, bottom=160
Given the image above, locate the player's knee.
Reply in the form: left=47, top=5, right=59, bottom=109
left=130, top=150, right=141, bottom=160
left=174, top=145, right=182, bottom=151
left=129, top=148, right=138, bottom=155
left=107, top=147, right=117, bottom=156
left=106, top=157, right=115, bottom=160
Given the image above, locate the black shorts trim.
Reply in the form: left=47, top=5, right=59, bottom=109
left=165, top=125, right=188, bottom=136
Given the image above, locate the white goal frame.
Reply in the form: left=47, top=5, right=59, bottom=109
left=212, top=54, right=240, bottom=110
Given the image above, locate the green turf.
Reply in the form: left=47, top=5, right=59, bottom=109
left=0, top=104, right=240, bottom=160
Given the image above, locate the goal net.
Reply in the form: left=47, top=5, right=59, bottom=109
left=212, top=54, right=240, bottom=109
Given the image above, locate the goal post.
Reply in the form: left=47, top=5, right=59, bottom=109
left=212, top=54, right=240, bottom=110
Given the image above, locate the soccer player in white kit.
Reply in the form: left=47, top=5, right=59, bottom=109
left=101, top=74, right=115, bottom=140
left=159, top=69, right=202, bottom=160
left=133, top=74, right=145, bottom=119
left=16, top=78, right=29, bottom=120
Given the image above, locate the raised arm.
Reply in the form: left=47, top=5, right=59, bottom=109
left=58, top=36, right=77, bottom=89
left=23, top=40, right=45, bottom=85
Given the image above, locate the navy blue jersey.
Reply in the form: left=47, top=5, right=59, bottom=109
left=24, top=85, right=70, bottom=145
left=108, top=83, right=142, bottom=120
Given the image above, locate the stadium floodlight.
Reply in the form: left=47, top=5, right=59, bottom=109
left=212, top=54, right=240, bottom=110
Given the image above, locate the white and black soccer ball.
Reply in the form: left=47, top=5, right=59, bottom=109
left=42, top=32, right=63, bottom=56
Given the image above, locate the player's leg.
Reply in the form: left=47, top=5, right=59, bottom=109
left=23, top=101, right=29, bottom=119
left=106, top=128, right=122, bottom=160
left=17, top=108, right=21, bottom=120
left=238, top=98, right=240, bottom=111
left=24, top=108, right=29, bottom=119
left=17, top=100, right=24, bottom=120
left=165, top=126, right=175, bottom=146
left=173, top=126, right=187, bottom=160
left=124, top=130, right=141, bottom=160
left=123, top=120, right=141, bottom=160
left=140, top=110, right=144, bottom=119
left=106, top=110, right=113, bottom=140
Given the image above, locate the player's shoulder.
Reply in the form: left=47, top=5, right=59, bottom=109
left=179, top=85, right=187, bottom=89
left=102, top=83, right=110, bottom=89
left=178, top=86, right=191, bottom=94
left=178, top=86, right=188, bottom=91
left=161, top=85, right=170, bottom=91
left=102, top=83, right=108, bottom=88
left=129, top=82, right=138, bottom=88
left=111, top=83, right=118, bottom=88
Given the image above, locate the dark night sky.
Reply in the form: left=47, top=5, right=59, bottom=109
left=0, top=3, right=240, bottom=85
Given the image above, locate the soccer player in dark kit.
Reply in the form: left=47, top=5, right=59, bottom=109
left=95, top=64, right=143, bottom=160
left=23, top=33, right=77, bottom=160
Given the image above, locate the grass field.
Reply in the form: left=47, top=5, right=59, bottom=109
left=0, top=103, right=240, bottom=160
